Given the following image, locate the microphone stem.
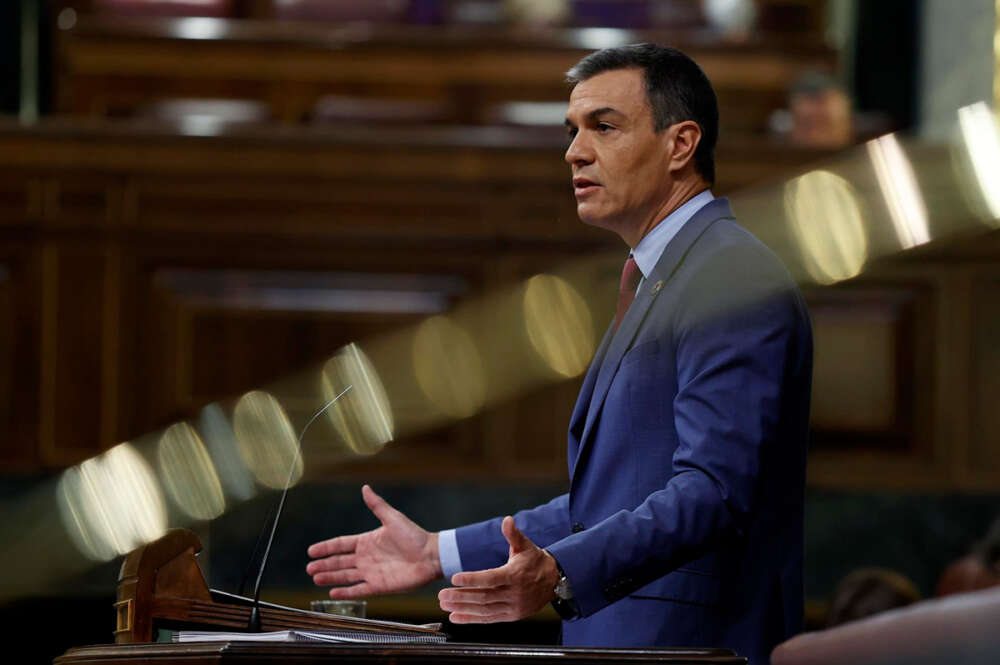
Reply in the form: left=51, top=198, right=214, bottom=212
left=247, top=385, right=352, bottom=631
left=247, top=475, right=290, bottom=630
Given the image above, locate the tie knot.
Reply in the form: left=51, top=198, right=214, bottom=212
left=614, top=256, right=642, bottom=331
left=620, top=256, right=641, bottom=294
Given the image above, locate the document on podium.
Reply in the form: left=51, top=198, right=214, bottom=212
left=173, top=628, right=447, bottom=644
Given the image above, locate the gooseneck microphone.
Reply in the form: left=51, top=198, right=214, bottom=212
left=237, top=501, right=276, bottom=598
left=246, top=385, right=353, bottom=632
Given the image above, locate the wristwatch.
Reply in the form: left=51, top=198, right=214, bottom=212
left=549, top=555, right=580, bottom=620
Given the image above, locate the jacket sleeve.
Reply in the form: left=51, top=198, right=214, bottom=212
left=454, top=493, right=570, bottom=573
left=546, top=241, right=809, bottom=617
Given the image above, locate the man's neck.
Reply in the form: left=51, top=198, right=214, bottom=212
left=626, top=178, right=709, bottom=248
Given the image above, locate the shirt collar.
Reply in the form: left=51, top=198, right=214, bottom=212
left=631, top=189, right=715, bottom=279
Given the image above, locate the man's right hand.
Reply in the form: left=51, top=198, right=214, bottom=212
left=306, top=484, right=443, bottom=598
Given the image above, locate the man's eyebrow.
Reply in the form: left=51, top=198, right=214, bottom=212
left=564, top=107, right=624, bottom=127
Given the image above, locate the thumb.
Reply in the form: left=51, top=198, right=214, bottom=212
left=501, top=516, right=534, bottom=555
left=361, top=484, right=398, bottom=525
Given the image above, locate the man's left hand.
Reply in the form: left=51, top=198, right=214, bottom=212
left=437, top=516, right=560, bottom=623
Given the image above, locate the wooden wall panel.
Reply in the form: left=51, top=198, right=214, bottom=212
left=489, top=380, right=581, bottom=480
left=811, top=306, right=899, bottom=431
left=44, top=176, right=123, bottom=228
left=128, top=176, right=582, bottom=242
left=0, top=266, right=8, bottom=422
left=804, top=265, right=949, bottom=490
left=139, top=265, right=474, bottom=412
left=180, top=306, right=419, bottom=409
left=0, top=264, right=15, bottom=466
left=0, top=174, right=41, bottom=224
left=122, top=261, right=505, bottom=479
left=0, top=121, right=996, bottom=493
left=969, top=271, right=1000, bottom=475
left=0, top=251, right=43, bottom=471
left=806, top=284, right=927, bottom=451
left=0, top=162, right=45, bottom=474
left=132, top=178, right=485, bottom=238
left=39, top=245, right=120, bottom=465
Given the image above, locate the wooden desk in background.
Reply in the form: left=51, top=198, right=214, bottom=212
left=55, top=17, right=836, bottom=128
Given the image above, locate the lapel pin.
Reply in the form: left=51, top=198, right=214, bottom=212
left=651, top=280, right=664, bottom=295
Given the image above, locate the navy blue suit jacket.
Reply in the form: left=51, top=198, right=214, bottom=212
left=455, top=198, right=812, bottom=665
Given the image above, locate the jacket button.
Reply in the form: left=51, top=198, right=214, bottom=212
left=572, top=522, right=585, bottom=533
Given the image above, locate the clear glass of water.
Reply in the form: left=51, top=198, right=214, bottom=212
left=310, top=599, right=367, bottom=618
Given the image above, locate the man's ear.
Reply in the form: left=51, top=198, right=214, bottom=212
left=667, top=120, right=702, bottom=174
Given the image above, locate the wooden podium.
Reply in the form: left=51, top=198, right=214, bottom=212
left=59, top=529, right=746, bottom=664
left=112, top=529, right=443, bottom=643
left=57, top=642, right=746, bottom=665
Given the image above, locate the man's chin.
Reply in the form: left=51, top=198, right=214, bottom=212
left=576, top=206, right=611, bottom=230
left=576, top=207, right=631, bottom=244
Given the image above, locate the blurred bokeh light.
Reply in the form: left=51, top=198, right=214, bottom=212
left=783, top=170, right=868, bottom=285
left=957, top=101, right=1000, bottom=226
left=157, top=422, right=226, bottom=521
left=523, top=274, right=595, bottom=377
left=867, top=134, right=931, bottom=250
left=57, top=443, right=167, bottom=562
left=198, top=403, right=257, bottom=503
left=412, top=315, right=486, bottom=419
left=322, top=343, right=394, bottom=456
left=233, top=391, right=302, bottom=489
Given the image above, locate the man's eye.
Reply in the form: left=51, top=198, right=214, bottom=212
left=597, top=123, right=613, bottom=132
left=567, top=128, right=578, bottom=139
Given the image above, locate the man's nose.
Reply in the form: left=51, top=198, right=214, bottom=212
left=564, top=132, right=593, bottom=165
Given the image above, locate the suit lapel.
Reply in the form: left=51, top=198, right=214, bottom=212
left=571, top=198, right=735, bottom=483
left=567, top=321, right=614, bottom=474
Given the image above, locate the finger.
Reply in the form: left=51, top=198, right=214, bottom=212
left=449, top=611, right=511, bottom=624
left=312, top=568, right=363, bottom=587
left=438, top=587, right=508, bottom=604
left=327, top=582, right=372, bottom=599
left=501, top=516, right=533, bottom=554
left=452, top=567, right=507, bottom=588
left=361, top=484, right=401, bottom=526
left=307, top=535, right=358, bottom=559
left=439, top=598, right=511, bottom=616
left=306, top=553, right=357, bottom=576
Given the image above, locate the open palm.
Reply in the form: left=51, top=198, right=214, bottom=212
left=306, top=485, right=443, bottom=598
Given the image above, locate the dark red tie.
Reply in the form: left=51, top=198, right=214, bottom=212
left=614, top=256, right=642, bottom=331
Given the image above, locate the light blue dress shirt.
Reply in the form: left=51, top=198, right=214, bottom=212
left=631, top=189, right=715, bottom=281
left=437, top=189, right=716, bottom=579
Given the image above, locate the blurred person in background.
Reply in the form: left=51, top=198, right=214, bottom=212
left=825, top=567, right=921, bottom=627
left=936, top=517, right=1000, bottom=597
left=771, top=71, right=854, bottom=149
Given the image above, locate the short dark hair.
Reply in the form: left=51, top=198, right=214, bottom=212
left=788, top=70, right=845, bottom=100
left=566, top=43, right=719, bottom=185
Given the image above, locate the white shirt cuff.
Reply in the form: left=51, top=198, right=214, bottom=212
left=437, top=528, right=463, bottom=580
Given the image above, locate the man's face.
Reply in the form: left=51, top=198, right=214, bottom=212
left=790, top=89, right=852, bottom=148
left=564, top=68, right=675, bottom=240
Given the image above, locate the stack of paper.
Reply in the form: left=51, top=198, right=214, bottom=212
left=173, top=629, right=447, bottom=644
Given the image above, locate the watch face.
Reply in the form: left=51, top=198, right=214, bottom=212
left=554, top=575, right=573, bottom=600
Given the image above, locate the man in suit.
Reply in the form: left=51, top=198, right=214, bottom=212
left=307, top=44, right=812, bottom=665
